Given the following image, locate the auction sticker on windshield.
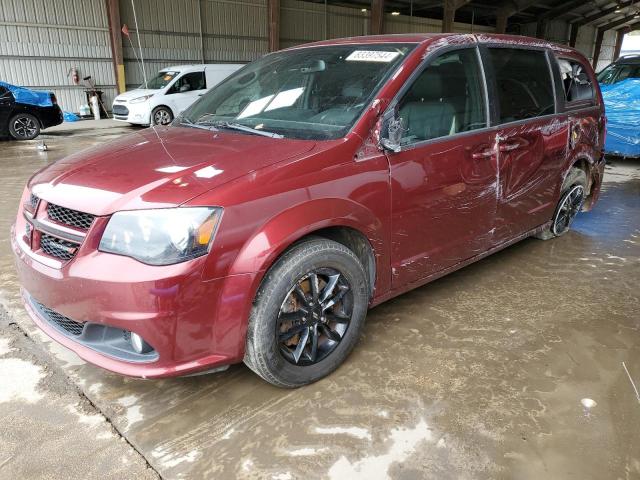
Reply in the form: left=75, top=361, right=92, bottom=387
left=346, top=50, right=400, bottom=62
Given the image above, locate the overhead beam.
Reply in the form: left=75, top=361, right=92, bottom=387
left=495, top=0, right=539, bottom=33
left=592, top=13, right=638, bottom=68
left=371, top=0, right=384, bottom=34
left=597, top=12, right=640, bottom=31
left=540, top=0, right=585, bottom=20
left=572, top=0, right=636, bottom=27
left=268, top=0, right=280, bottom=52
left=105, top=0, right=125, bottom=94
left=570, top=0, right=637, bottom=46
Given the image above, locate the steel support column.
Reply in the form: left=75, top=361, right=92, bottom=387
left=371, top=0, right=385, bottom=35
left=268, top=0, right=280, bottom=52
left=592, top=28, right=604, bottom=69
left=613, top=28, right=626, bottom=60
left=442, top=0, right=457, bottom=32
left=105, top=0, right=125, bottom=94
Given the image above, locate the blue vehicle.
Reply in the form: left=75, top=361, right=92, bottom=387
left=597, top=55, right=640, bottom=158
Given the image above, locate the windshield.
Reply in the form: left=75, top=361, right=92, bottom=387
left=180, top=44, right=415, bottom=140
left=597, top=63, right=640, bottom=85
left=140, top=71, right=180, bottom=90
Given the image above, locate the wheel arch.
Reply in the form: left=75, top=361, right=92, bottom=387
left=567, top=153, right=599, bottom=209
left=151, top=104, right=174, bottom=120
left=226, top=198, right=387, bottom=302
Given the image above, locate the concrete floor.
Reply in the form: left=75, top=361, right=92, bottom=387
left=0, top=122, right=638, bottom=479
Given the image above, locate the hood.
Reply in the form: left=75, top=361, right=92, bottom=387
left=114, top=89, right=158, bottom=102
left=29, top=126, right=317, bottom=216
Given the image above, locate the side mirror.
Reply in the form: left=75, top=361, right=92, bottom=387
left=380, top=115, right=403, bottom=153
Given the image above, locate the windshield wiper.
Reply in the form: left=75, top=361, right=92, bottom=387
left=178, top=116, right=219, bottom=132
left=210, top=121, right=284, bottom=139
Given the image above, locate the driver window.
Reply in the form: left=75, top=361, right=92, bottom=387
left=397, top=48, right=486, bottom=145
left=169, top=72, right=206, bottom=94
left=487, top=48, right=555, bottom=123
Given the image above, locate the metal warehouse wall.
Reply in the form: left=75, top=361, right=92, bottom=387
left=120, top=0, right=268, bottom=88
left=280, top=1, right=493, bottom=49
left=0, top=0, right=117, bottom=112
left=280, top=0, right=368, bottom=49
left=520, top=20, right=614, bottom=71
left=384, top=13, right=493, bottom=34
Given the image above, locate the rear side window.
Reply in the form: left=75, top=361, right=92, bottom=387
left=557, top=58, right=594, bottom=103
left=487, top=48, right=555, bottom=124
left=397, top=48, right=486, bottom=144
left=0, top=86, right=9, bottom=98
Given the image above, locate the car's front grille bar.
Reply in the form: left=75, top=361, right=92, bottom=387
left=23, top=195, right=96, bottom=264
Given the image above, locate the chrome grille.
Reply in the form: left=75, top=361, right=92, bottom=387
left=40, top=234, right=79, bottom=261
left=29, top=193, right=39, bottom=210
left=32, top=300, right=84, bottom=336
left=47, top=203, right=95, bottom=231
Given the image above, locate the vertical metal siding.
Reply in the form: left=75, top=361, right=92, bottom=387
left=0, top=0, right=115, bottom=112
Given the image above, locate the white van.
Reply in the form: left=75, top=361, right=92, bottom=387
left=112, top=64, right=243, bottom=126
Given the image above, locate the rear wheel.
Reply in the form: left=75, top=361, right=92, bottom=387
left=8, top=113, right=40, bottom=140
left=151, top=106, right=173, bottom=126
left=536, top=168, right=587, bottom=240
left=244, top=238, right=369, bottom=388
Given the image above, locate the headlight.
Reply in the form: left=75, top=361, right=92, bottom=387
left=129, top=94, right=154, bottom=104
left=99, top=207, right=222, bottom=265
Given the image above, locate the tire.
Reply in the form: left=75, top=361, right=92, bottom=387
left=151, top=106, right=173, bottom=126
left=244, top=238, right=369, bottom=388
left=8, top=113, right=40, bottom=140
left=535, top=167, right=588, bottom=240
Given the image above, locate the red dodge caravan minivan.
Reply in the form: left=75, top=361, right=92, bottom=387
left=12, top=34, right=605, bottom=387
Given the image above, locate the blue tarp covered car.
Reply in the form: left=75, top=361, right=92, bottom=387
left=0, top=81, right=62, bottom=140
left=600, top=78, right=640, bottom=157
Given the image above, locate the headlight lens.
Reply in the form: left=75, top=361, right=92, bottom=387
left=129, top=94, right=154, bottom=104
left=99, top=207, right=222, bottom=265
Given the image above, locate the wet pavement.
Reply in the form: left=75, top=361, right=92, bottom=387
left=0, top=126, right=638, bottom=479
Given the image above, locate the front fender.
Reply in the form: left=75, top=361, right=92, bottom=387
left=228, top=198, right=388, bottom=285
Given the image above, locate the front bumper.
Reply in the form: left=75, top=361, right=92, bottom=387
left=12, top=224, right=258, bottom=378
left=112, top=101, right=151, bottom=125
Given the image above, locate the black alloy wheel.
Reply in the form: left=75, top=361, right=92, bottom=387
left=277, top=268, right=353, bottom=366
left=551, top=184, right=585, bottom=236
left=9, top=114, right=40, bottom=140
left=244, top=238, right=369, bottom=388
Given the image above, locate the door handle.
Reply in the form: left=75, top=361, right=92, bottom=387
left=498, top=141, right=521, bottom=152
left=472, top=148, right=494, bottom=160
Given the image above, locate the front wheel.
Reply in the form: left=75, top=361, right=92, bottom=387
left=151, top=106, right=173, bottom=126
left=244, top=238, right=369, bottom=388
left=8, top=113, right=40, bottom=140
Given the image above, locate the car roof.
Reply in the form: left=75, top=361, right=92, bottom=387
left=284, top=33, right=577, bottom=55
left=614, top=54, right=640, bottom=65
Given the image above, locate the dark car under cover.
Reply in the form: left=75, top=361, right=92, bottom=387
left=0, top=81, right=63, bottom=140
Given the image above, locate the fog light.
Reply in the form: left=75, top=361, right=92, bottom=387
left=130, top=332, right=153, bottom=354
